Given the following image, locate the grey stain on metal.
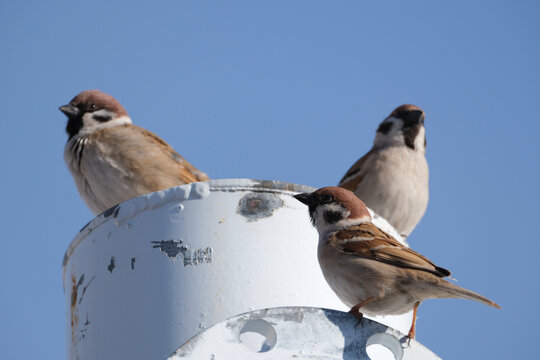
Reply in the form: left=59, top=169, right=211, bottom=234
left=237, top=193, right=284, bottom=222
left=180, top=246, right=213, bottom=266
left=131, top=258, right=136, bottom=269
left=107, top=257, right=116, bottom=273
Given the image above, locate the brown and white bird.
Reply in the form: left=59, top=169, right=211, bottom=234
left=60, top=90, right=209, bottom=215
left=339, top=104, right=428, bottom=238
left=294, top=186, right=500, bottom=339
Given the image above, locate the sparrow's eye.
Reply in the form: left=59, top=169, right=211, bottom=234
left=320, top=193, right=333, bottom=204
left=89, top=104, right=98, bottom=111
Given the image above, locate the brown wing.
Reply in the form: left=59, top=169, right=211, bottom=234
left=97, top=124, right=209, bottom=191
left=329, top=223, right=450, bottom=277
left=137, top=126, right=210, bottom=183
left=338, top=149, right=374, bottom=190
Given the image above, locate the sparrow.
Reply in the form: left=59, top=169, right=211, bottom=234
left=60, top=90, right=209, bottom=215
left=294, top=186, right=500, bottom=339
left=339, top=104, right=428, bottom=238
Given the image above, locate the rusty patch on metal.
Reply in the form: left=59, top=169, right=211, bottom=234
left=71, top=274, right=84, bottom=353
left=107, top=257, right=116, bottom=273
left=237, top=193, right=284, bottom=222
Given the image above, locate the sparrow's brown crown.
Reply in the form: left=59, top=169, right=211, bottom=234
left=60, top=90, right=129, bottom=139
left=67, top=90, right=128, bottom=117
left=295, top=186, right=371, bottom=224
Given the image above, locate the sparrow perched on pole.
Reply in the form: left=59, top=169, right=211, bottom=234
left=294, top=186, right=500, bottom=339
left=339, top=105, right=428, bottom=238
left=60, top=90, right=209, bottom=215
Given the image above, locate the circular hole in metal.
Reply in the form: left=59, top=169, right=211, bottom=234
left=366, top=333, right=403, bottom=360
left=239, top=319, right=277, bottom=353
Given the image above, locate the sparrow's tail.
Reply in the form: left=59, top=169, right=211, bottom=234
left=442, top=281, right=501, bottom=309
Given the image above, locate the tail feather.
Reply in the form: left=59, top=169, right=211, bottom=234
left=443, top=281, right=501, bottom=309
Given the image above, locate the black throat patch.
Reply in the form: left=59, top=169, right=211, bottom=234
left=66, top=117, right=83, bottom=140
left=402, top=124, right=421, bottom=150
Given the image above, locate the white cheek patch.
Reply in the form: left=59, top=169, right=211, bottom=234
left=374, top=118, right=405, bottom=147
left=80, top=112, right=132, bottom=136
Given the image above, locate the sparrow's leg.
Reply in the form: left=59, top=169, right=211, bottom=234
left=348, top=297, right=375, bottom=326
left=407, top=302, right=421, bottom=341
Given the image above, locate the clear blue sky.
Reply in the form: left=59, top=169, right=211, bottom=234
left=1, top=1, right=538, bottom=358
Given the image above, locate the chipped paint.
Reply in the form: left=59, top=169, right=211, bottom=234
left=79, top=275, right=95, bottom=304
left=102, top=204, right=120, bottom=218
left=237, top=193, right=284, bottom=222
left=152, top=240, right=184, bottom=258
left=152, top=239, right=212, bottom=266
left=63, top=179, right=315, bottom=282
left=80, top=313, right=91, bottom=340
left=107, top=257, right=115, bottom=273
left=63, top=179, right=414, bottom=360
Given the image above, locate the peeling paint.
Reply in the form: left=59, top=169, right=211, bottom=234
left=152, top=240, right=212, bottom=266
left=107, top=257, right=116, bottom=273
left=102, top=204, right=120, bottom=218
left=152, top=240, right=184, bottom=257
left=79, top=275, right=95, bottom=304
left=237, top=193, right=284, bottom=222
left=80, top=313, right=91, bottom=340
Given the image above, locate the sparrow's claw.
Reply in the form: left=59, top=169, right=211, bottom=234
left=348, top=307, right=364, bottom=328
left=348, top=297, right=376, bottom=328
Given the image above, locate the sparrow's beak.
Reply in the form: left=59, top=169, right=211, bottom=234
left=406, top=109, right=424, bottom=124
left=59, top=104, right=80, bottom=119
left=293, top=192, right=313, bottom=206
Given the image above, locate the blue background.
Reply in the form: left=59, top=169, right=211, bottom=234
left=1, top=1, right=538, bottom=358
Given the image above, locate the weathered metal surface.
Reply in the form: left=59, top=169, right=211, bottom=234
left=63, top=179, right=412, bottom=360
left=169, top=307, right=440, bottom=359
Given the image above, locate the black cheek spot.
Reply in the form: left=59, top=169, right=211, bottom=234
left=94, top=115, right=112, bottom=123
left=377, top=122, right=393, bottom=134
left=324, top=210, right=343, bottom=224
